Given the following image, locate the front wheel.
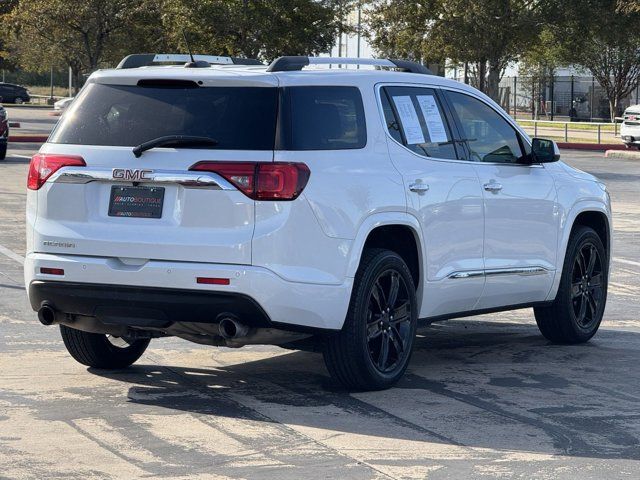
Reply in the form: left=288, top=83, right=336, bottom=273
left=60, top=325, right=150, bottom=369
left=534, top=226, right=608, bottom=343
left=323, top=249, right=418, bottom=391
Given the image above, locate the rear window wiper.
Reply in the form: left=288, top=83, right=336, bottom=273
left=133, top=135, right=219, bottom=158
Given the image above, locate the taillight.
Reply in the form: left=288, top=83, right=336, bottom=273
left=28, top=154, right=86, bottom=190
left=189, top=162, right=310, bottom=200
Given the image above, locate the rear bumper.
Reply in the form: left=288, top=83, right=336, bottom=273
left=29, top=281, right=271, bottom=329
left=25, top=253, right=352, bottom=330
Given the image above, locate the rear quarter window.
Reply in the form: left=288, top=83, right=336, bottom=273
left=283, top=86, right=366, bottom=150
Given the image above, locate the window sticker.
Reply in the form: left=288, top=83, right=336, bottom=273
left=392, top=96, right=425, bottom=145
left=416, top=95, right=449, bottom=143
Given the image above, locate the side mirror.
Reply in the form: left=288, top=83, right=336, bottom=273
left=531, top=138, right=560, bottom=163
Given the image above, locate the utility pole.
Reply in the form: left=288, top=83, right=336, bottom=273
left=50, top=66, right=54, bottom=100
left=356, top=1, right=361, bottom=59
left=513, top=76, right=517, bottom=120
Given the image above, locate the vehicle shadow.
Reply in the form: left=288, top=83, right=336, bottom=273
left=93, top=319, right=640, bottom=461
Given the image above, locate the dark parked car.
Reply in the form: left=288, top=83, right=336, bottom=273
left=0, top=83, right=30, bottom=104
left=0, top=105, right=7, bottom=160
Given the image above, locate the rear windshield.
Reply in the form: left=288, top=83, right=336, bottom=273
left=50, top=83, right=367, bottom=151
left=50, top=83, right=278, bottom=150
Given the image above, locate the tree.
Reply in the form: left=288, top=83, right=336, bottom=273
left=552, top=0, right=640, bottom=121
left=0, top=0, right=18, bottom=70
left=366, top=0, right=548, bottom=102
left=162, top=0, right=348, bottom=61
left=2, top=0, right=162, bottom=92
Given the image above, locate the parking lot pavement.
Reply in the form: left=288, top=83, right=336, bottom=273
left=1, top=149, right=639, bottom=479
left=4, top=106, right=58, bottom=136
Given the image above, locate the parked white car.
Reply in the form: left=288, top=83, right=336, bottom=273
left=621, top=104, right=640, bottom=149
left=53, top=97, right=74, bottom=112
left=24, top=54, right=612, bottom=390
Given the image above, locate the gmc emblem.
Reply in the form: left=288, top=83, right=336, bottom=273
left=112, top=168, right=153, bottom=181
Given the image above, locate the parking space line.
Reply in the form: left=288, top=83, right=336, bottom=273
left=614, top=258, right=640, bottom=268
left=0, top=244, right=25, bottom=265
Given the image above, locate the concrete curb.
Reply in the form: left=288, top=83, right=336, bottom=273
left=605, top=149, right=640, bottom=160
left=8, top=135, right=48, bottom=143
left=2, top=104, right=53, bottom=109
left=557, top=142, right=626, bottom=151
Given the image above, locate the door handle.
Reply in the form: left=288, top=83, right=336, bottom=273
left=409, top=182, right=429, bottom=193
left=483, top=182, right=503, bottom=192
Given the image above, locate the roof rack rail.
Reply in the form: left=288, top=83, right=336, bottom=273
left=116, top=54, right=263, bottom=69
left=266, top=56, right=432, bottom=74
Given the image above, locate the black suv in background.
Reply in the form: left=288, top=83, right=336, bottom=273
left=0, top=83, right=30, bottom=104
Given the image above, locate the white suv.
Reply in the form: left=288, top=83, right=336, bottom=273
left=621, top=104, right=640, bottom=149
left=25, top=54, right=611, bottom=390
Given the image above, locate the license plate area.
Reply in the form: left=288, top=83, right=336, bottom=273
left=108, top=185, right=165, bottom=219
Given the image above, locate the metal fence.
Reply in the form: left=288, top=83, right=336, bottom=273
left=498, top=75, right=640, bottom=123
left=448, top=73, right=640, bottom=122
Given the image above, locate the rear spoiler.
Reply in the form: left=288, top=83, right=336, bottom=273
left=117, top=54, right=263, bottom=69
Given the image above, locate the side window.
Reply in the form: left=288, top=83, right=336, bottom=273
left=447, top=91, right=524, bottom=163
left=380, top=93, right=403, bottom=144
left=286, top=86, right=366, bottom=150
left=382, top=87, right=457, bottom=160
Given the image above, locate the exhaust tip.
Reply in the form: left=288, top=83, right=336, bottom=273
left=218, top=317, right=248, bottom=340
left=38, top=304, right=57, bottom=326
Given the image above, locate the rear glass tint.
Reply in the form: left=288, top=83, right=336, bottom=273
left=284, top=86, right=366, bottom=150
left=50, top=83, right=278, bottom=150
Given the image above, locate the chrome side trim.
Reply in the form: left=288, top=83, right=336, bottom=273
left=448, top=266, right=551, bottom=279
left=485, top=267, right=550, bottom=277
left=50, top=167, right=236, bottom=190
left=448, top=270, right=485, bottom=279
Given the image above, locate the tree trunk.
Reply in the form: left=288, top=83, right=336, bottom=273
left=477, top=61, right=486, bottom=93
left=609, top=97, right=617, bottom=123
left=71, top=66, right=82, bottom=95
left=486, top=61, right=502, bottom=103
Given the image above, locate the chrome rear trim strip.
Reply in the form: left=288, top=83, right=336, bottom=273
left=50, top=167, right=235, bottom=190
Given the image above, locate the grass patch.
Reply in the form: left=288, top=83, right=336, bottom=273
left=25, top=86, right=70, bottom=98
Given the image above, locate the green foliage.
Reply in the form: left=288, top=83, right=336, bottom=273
left=546, top=0, right=640, bottom=120
left=0, top=0, right=347, bottom=85
left=161, top=0, right=348, bottom=61
left=366, top=0, right=548, bottom=101
left=1, top=0, right=163, bottom=92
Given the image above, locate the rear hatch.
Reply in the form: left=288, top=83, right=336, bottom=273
left=623, top=107, right=640, bottom=126
left=34, top=70, right=278, bottom=264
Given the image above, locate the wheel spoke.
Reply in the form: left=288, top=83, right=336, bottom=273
left=367, top=320, right=383, bottom=340
left=378, top=333, right=390, bottom=369
left=571, top=282, right=582, bottom=299
left=387, top=273, right=400, bottom=309
left=389, top=326, right=405, bottom=355
left=576, top=249, right=587, bottom=277
left=577, top=294, right=587, bottom=324
left=371, top=281, right=387, bottom=313
left=586, top=292, right=598, bottom=319
left=391, top=301, right=410, bottom=325
left=590, top=273, right=602, bottom=287
left=586, top=245, right=597, bottom=276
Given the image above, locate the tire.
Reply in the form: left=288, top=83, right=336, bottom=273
left=59, top=325, right=150, bottom=369
left=323, top=248, right=418, bottom=391
left=534, top=226, right=608, bottom=344
left=14, top=97, right=24, bottom=105
left=0, top=143, right=6, bottom=161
